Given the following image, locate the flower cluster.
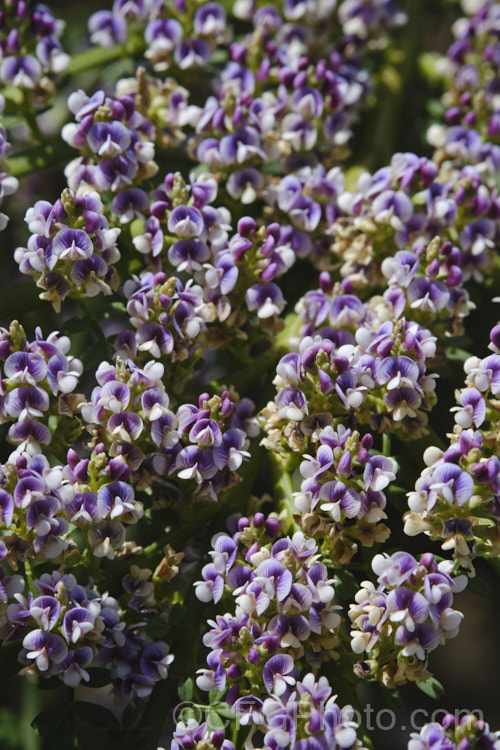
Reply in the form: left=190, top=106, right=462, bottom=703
left=62, top=88, right=157, bottom=195
left=2, top=569, right=173, bottom=702
left=82, top=357, right=256, bottom=501
left=0, top=321, right=83, bottom=455
left=85, top=0, right=405, bottom=234
left=4, top=0, right=500, bottom=746
left=234, top=672, right=364, bottom=750
left=294, top=424, right=395, bottom=564
left=0, top=452, right=75, bottom=566
left=262, top=322, right=438, bottom=454
left=118, top=272, right=207, bottom=369
left=409, top=712, right=500, bottom=750
left=266, top=165, right=344, bottom=257
left=328, top=153, right=498, bottom=310
left=0, top=1, right=69, bottom=97
left=405, top=322, right=500, bottom=570
left=187, top=48, right=368, bottom=179
left=0, top=95, right=18, bottom=232
left=171, top=718, right=235, bottom=750
left=348, top=551, right=466, bottom=688
left=428, top=0, right=500, bottom=175
left=115, top=71, right=194, bottom=152
left=89, top=1, right=229, bottom=73
left=172, top=676, right=365, bottom=750
left=14, top=188, right=121, bottom=307
left=195, top=517, right=342, bottom=703
left=126, top=172, right=302, bottom=345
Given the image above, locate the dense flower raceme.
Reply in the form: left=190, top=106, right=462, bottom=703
left=89, top=0, right=405, bottom=60
left=171, top=679, right=365, bottom=750
left=194, top=516, right=343, bottom=704
left=295, top=262, right=470, bottom=352
left=171, top=719, right=235, bottom=750
left=126, top=171, right=304, bottom=335
left=62, top=88, right=157, bottom=195
left=428, top=0, right=500, bottom=174
left=0, top=94, right=18, bottom=232
left=89, top=0, right=230, bottom=71
left=293, top=424, right=396, bottom=565
left=348, top=551, right=467, bottom=688
left=0, top=440, right=145, bottom=567
left=0, top=321, right=83, bottom=455
left=114, top=71, right=196, bottom=151
left=0, top=1, right=69, bottom=97
left=404, top=322, right=500, bottom=571
left=186, top=46, right=370, bottom=180
left=262, top=319, right=438, bottom=457
left=88, top=0, right=404, bottom=84
left=81, top=357, right=257, bottom=502
left=0, top=568, right=174, bottom=701
left=408, top=712, right=500, bottom=750
left=324, top=153, right=499, bottom=306
left=14, top=188, right=121, bottom=307
left=86, top=0, right=405, bottom=223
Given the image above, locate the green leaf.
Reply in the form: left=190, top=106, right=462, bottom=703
left=31, top=703, right=72, bottom=735
left=446, top=347, right=473, bottom=363
left=73, top=701, right=121, bottom=730
left=467, top=575, right=493, bottom=598
left=417, top=676, right=444, bottom=700
left=208, top=688, right=224, bottom=703
left=332, top=569, right=359, bottom=600
left=178, top=678, right=194, bottom=703
left=5, top=143, right=74, bottom=178
left=169, top=603, right=186, bottom=627
left=212, top=702, right=234, bottom=720
left=85, top=667, right=112, bottom=688
left=206, top=710, right=225, bottom=732
left=145, top=614, right=169, bottom=639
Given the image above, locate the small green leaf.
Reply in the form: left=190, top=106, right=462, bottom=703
left=206, top=710, right=225, bottom=732
left=178, top=678, right=194, bottom=703
left=417, top=676, right=444, bottom=700
left=208, top=688, right=224, bottom=703
left=332, top=569, right=359, bottom=600
left=446, top=348, right=473, bottom=363
left=467, top=576, right=493, bottom=598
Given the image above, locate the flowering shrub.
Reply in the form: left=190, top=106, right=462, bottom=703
left=0, top=1, right=500, bottom=749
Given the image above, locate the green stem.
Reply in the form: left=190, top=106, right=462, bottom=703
left=21, top=91, right=44, bottom=144
left=382, top=433, right=391, bottom=457
left=142, top=502, right=222, bottom=559
left=66, top=38, right=145, bottom=77
left=24, top=558, right=35, bottom=595
left=4, top=142, right=74, bottom=178
left=269, top=452, right=298, bottom=530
